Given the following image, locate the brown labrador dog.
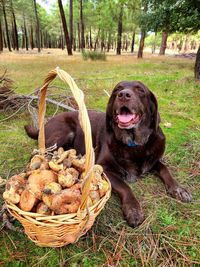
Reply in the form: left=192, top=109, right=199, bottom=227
left=25, top=81, right=192, bottom=227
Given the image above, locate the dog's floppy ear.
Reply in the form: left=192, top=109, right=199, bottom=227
left=149, top=91, right=160, bottom=131
left=106, top=92, right=116, bottom=132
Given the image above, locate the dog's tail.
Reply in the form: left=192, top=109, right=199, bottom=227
left=24, top=125, right=39, bottom=140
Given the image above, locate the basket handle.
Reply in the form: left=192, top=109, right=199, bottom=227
left=38, top=67, right=95, bottom=210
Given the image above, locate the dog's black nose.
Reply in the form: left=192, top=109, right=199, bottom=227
left=117, top=89, right=133, bottom=101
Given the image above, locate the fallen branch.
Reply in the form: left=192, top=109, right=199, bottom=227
left=12, top=95, right=76, bottom=112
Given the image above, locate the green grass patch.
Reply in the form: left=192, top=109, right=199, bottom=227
left=82, top=50, right=106, bottom=61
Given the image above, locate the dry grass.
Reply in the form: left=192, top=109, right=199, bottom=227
left=0, top=49, right=199, bottom=266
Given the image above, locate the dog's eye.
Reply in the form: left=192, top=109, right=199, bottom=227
left=135, top=86, right=146, bottom=96
left=113, top=87, right=122, bottom=95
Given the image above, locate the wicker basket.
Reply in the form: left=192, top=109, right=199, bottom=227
left=6, top=67, right=111, bottom=247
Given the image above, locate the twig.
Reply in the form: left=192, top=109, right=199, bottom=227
left=13, top=95, right=76, bottom=111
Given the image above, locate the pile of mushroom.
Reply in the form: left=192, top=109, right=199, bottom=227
left=3, top=148, right=109, bottom=215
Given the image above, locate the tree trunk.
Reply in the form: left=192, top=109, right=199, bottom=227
left=73, top=25, right=76, bottom=51
left=180, top=35, right=189, bottom=53
left=195, top=45, right=200, bottom=80
left=77, top=23, right=81, bottom=51
left=107, top=32, right=111, bottom=52
left=33, top=0, right=41, bottom=52
left=3, top=31, right=7, bottom=48
left=2, top=0, right=12, bottom=51
left=89, top=27, right=93, bottom=50
left=58, top=0, right=72, bottom=55
left=11, top=22, right=15, bottom=49
left=30, top=24, right=34, bottom=49
left=0, top=18, right=3, bottom=52
left=159, top=31, right=168, bottom=55
left=101, top=30, right=105, bottom=52
left=23, top=15, right=29, bottom=50
left=59, top=25, right=64, bottom=49
left=137, top=31, right=145, bottom=58
left=125, top=35, right=128, bottom=52
left=94, top=29, right=100, bottom=50
left=10, top=0, right=19, bottom=51
left=22, top=25, right=25, bottom=49
left=116, top=4, right=123, bottom=55
left=131, top=31, right=135, bottom=53
left=80, top=0, right=85, bottom=50
left=69, top=0, right=73, bottom=49
left=152, top=31, right=157, bottom=54
left=86, top=34, right=89, bottom=49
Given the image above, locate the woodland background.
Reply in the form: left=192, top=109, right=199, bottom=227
left=0, top=0, right=200, bottom=77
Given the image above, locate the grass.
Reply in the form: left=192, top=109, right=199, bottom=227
left=82, top=50, right=106, bottom=61
left=0, top=49, right=200, bottom=266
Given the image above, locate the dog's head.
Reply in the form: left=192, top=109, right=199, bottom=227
left=106, top=81, right=160, bottom=145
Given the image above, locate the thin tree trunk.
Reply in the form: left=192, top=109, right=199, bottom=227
left=107, top=32, right=111, bottom=52
left=137, top=31, right=145, bottom=58
left=11, top=22, right=15, bottom=49
left=69, top=0, right=73, bottom=49
left=22, top=25, right=25, bottom=49
left=3, top=31, right=7, bottom=48
left=73, top=25, right=76, bottom=51
left=101, top=30, right=105, bottom=52
left=131, top=31, right=135, bottom=53
left=2, top=0, right=12, bottom=51
left=159, top=31, right=168, bottom=55
left=60, top=25, right=64, bottom=49
left=33, top=0, right=41, bottom=52
left=58, top=0, right=72, bottom=55
left=180, top=35, right=189, bottom=53
left=77, top=23, right=81, bottom=51
left=23, top=15, right=29, bottom=50
left=10, top=0, right=19, bottom=51
left=89, top=27, right=93, bottom=50
left=152, top=31, right=157, bottom=54
left=0, top=19, right=3, bottom=52
left=116, top=4, right=123, bottom=55
left=80, top=0, right=85, bottom=50
left=195, top=45, right=200, bottom=80
left=30, top=24, right=34, bottom=49
left=125, top=35, right=128, bottom=52
left=94, top=28, right=100, bottom=50
left=40, top=30, right=43, bottom=48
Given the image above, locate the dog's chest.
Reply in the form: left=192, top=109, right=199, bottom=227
left=111, top=144, right=149, bottom=180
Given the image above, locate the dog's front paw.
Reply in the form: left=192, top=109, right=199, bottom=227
left=123, top=204, right=144, bottom=227
left=167, top=185, right=192, bottom=203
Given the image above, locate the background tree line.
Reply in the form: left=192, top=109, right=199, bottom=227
left=0, top=0, right=199, bottom=78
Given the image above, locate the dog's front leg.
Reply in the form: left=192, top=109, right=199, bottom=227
left=152, top=161, right=192, bottom=202
left=104, top=169, right=144, bottom=227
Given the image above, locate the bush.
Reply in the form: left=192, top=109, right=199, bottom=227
left=82, top=50, right=106, bottom=61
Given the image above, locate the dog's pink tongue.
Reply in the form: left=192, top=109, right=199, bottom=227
left=117, top=114, right=135, bottom=123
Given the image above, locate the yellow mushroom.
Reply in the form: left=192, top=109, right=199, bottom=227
left=27, top=169, right=58, bottom=199
left=58, top=168, right=79, bottom=188
left=56, top=149, right=77, bottom=164
left=36, top=202, right=51, bottom=215
left=19, top=189, right=38, bottom=211
left=49, top=161, right=63, bottom=172
left=3, top=188, right=20, bottom=204
left=30, top=155, right=44, bottom=170
left=3, top=175, right=27, bottom=204
left=50, top=188, right=81, bottom=214
left=98, top=179, right=109, bottom=198
left=89, top=190, right=100, bottom=205
left=72, top=158, right=85, bottom=172
left=42, top=182, right=62, bottom=207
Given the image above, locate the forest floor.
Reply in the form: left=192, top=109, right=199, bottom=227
left=0, top=50, right=200, bottom=266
